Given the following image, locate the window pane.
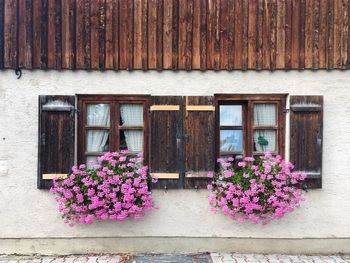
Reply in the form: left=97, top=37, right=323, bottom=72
left=120, top=104, right=143, bottom=127
left=120, top=130, right=143, bottom=153
left=87, top=104, right=110, bottom=126
left=254, top=130, right=276, bottom=152
left=254, top=104, right=277, bottom=126
left=219, top=105, right=242, bottom=126
left=220, top=130, right=243, bottom=153
left=86, top=130, right=109, bottom=152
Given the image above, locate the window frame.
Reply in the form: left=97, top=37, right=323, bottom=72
left=77, top=95, right=150, bottom=165
left=215, top=94, right=286, bottom=160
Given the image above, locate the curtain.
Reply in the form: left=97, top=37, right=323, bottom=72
left=254, top=104, right=276, bottom=152
left=86, top=104, right=110, bottom=152
left=120, top=104, right=143, bottom=152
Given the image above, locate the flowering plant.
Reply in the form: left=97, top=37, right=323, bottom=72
left=50, top=151, right=157, bottom=226
left=208, top=152, right=306, bottom=224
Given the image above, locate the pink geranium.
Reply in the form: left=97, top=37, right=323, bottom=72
left=208, top=152, right=306, bottom=224
left=50, top=151, right=157, bottom=226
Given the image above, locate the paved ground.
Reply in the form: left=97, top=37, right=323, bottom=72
left=0, top=254, right=349, bottom=263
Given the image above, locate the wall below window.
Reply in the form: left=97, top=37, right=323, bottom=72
left=0, top=70, right=349, bottom=254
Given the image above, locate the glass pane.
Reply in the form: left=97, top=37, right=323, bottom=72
left=254, top=104, right=277, bottom=126
left=219, top=105, right=242, bottom=126
left=86, top=130, right=109, bottom=152
left=87, top=104, right=110, bottom=126
left=120, top=104, right=143, bottom=127
left=220, top=130, right=243, bottom=153
left=254, top=130, right=276, bottom=152
left=120, top=130, right=143, bottom=153
left=86, top=156, right=98, bottom=168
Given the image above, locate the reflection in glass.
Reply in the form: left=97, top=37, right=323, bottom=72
left=86, top=130, right=109, bottom=152
left=220, top=130, right=243, bottom=153
left=86, top=156, right=98, bottom=168
left=87, top=104, right=110, bottom=126
left=254, top=130, right=276, bottom=152
left=120, top=130, right=143, bottom=153
left=219, top=105, right=242, bottom=126
left=254, top=104, right=276, bottom=126
left=120, top=104, right=143, bottom=127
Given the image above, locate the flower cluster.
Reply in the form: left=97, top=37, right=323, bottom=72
left=50, top=151, right=157, bottom=226
left=208, top=152, right=306, bottom=224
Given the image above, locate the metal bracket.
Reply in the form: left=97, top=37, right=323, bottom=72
left=15, top=68, right=22, bottom=79
left=283, top=108, right=290, bottom=113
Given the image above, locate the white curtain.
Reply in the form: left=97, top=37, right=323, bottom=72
left=254, top=104, right=276, bottom=152
left=86, top=104, right=110, bottom=152
left=120, top=104, right=143, bottom=152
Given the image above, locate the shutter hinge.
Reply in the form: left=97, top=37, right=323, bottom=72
left=283, top=108, right=290, bottom=113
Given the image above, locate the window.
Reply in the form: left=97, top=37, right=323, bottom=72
left=216, top=95, right=286, bottom=160
left=78, top=96, right=149, bottom=166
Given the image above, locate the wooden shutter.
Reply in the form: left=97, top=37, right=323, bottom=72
left=150, top=96, right=184, bottom=189
left=38, top=95, right=76, bottom=189
left=184, top=96, right=215, bottom=189
left=290, top=96, right=323, bottom=189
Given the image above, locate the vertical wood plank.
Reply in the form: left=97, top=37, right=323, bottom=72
left=341, top=0, right=348, bottom=68
left=219, top=0, right=228, bottom=69
left=262, top=0, right=270, bottom=69
left=178, top=0, right=186, bottom=69
left=234, top=0, right=242, bottom=69
left=156, top=0, right=163, bottom=69
left=33, top=0, right=41, bottom=68
left=213, top=0, right=220, bottom=70
left=333, top=0, right=342, bottom=68
left=40, top=0, right=48, bottom=68
left=185, top=0, right=193, bottom=70
left=47, top=0, right=60, bottom=68
left=112, top=0, right=118, bottom=69
left=76, top=0, right=85, bottom=68
left=61, top=0, right=75, bottom=69
left=256, top=0, right=263, bottom=69
left=18, top=0, right=33, bottom=68
left=119, top=0, right=133, bottom=69
left=206, top=0, right=214, bottom=69
left=4, top=0, right=18, bottom=68
left=318, top=0, right=328, bottom=68
left=105, top=0, right=113, bottom=69
left=313, top=0, right=320, bottom=68
left=248, top=0, right=257, bottom=69
left=305, top=0, right=313, bottom=68
left=0, top=0, right=4, bottom=69
left=200, top=0, right=206, bottom=70
left=90, top=0, right=99, bottom=69
left=192, top=0, right=200, bottom=69
left=98, top=0, right=106, bottom=69
left=172, top=0, right=179, bottom=69
left=270, top=0, right=277, bottom=69
left=227, top=0, right=234, bottom=70
left=163, top=0, right=173, bottom=69
left=148, top=0, right=157, bottom=68
left=299, top=0, right=306, bottom=68
left=276, top=0, right=285, bottom=68
left=133, top=0, right=143, bottom=69
left=348, top=0, right=350, bottom=67
left=291, top=0, right=300, bottom=68
left=285, top=0, right=292, bottom=69
left=18, top=0, right=27, bottom=67
left=241, top=0, right=248, bottom=70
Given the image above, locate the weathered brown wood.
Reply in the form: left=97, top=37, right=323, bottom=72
left=156, top=0, right=163, bottom=69
left=0, top=0, right=4, bottom=69
left=290, top=0, right=299, bottom=68
left=38, top=95, right=76, bottom=189
left=2, top=0, right=350, bottom=71
left=290, top=96, right=323, bottom=189
left=90, top=0, right=99, bottom=69
left=148, top=0, right=157, bottom=69
left=133, top=0, right=143, bottom=69
left=163, top=0, right=173, bottom=69
left=150, top=96, right=184, bottom=189
left=276, top=0, right=285, bottom=68
left=285, top=0, right=292, bottom=69
left=184, top=96, right=215, bottom=189
left=4, top=0, right=18, bottom=68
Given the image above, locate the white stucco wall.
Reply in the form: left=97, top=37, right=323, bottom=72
left=0, top=70, right=350, bottom=253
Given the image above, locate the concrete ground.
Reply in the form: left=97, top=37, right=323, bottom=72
left=0, top=254, right=349, bottom=263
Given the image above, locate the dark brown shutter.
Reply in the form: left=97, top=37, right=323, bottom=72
left=150, top=96, right=184, bottom=189
left=38, top=95, right=76, bottom=189
left=184, top=96, right=215, bottom=189
left=290, top=96, right=323, bottom=189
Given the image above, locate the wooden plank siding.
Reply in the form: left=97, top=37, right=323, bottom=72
left=1, top=0, right=350, bottom=70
